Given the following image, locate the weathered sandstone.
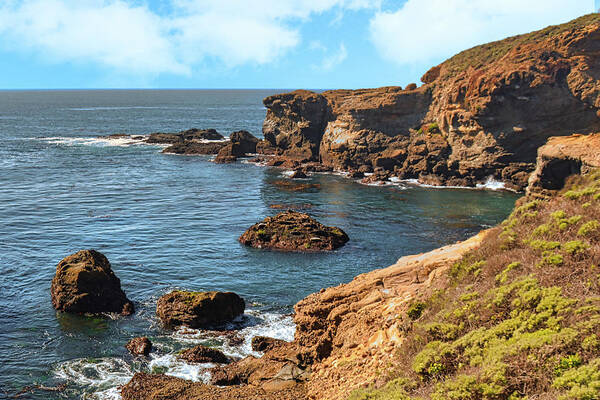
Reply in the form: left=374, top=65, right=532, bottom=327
left=156, top=291, right=245, bottom=329
left=50, top=250, right=134, bottom=315
left=261, top=15, right=600, bottom=190
left=239, top=210, right=349, bottom=251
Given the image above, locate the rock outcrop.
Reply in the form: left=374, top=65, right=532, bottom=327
left=126, top=337, right=152, bottom=356
left=147, top=128, right=224, bottom=144
left=260, top=15, right=600, bottom=190
left=122, top=372, right=306, bottom=400
left=178, top=345, right=230, bottom=364
left=230, top=130, right=260, bottom=154
left=50, top=250, right=134, bottom=315
left=238, top=210, right=349, bottom=251
left=527, top=133, right=600, bottom=197
left=163, top=141, right=227, bottom=155
left=156, top=291, right=245, bottom=329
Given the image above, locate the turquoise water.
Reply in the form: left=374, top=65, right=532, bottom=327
left=0, top=90, right=519, bottom=399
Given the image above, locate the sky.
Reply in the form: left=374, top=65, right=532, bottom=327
left=0, top=0, right=594, bottom=89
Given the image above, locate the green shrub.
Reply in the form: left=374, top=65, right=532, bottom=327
left=407, top=302, right=427, bottom=320
left=578, top=220, right=599, bottom=237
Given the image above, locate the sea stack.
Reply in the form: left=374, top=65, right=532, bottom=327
left=50, top=249, right=134, bottom=315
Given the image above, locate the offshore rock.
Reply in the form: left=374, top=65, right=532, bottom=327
left=162, top=141, right=226, bottom=155
left=262, top=15, right=600, bottom=190
left=214, top=142, right=244, bottom=163
left=156, top=291, right=245, bottom=329
left=147, top=128, right=224, bottom=144
left=126, top=337, right=152, bottom=356
left=239, top=210, right=349, bottom=251
left=178, top=345, right=230, bottom=364
left=230, top=130, right=260, bottom=154
left=50, top=250, right=134, bottom=315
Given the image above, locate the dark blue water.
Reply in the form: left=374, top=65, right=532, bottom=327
left=0, top=90, right=519, bottom=399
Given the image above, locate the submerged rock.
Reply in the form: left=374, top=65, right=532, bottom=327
left=156, top=291, right=245, bottom=329
left=179, top=345, right=231, bottom=364
left=239, top=210, right=349, bottom=251
left=147, top=128, right=224, bottom=144
left=126, top=337, right=152, bottom=356
left=50, top=250, right=134, bottom=315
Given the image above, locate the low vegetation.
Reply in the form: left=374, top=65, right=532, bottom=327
left=439, top=14, right=600, bottom=79
left=350, top=171, right=600, bottom=399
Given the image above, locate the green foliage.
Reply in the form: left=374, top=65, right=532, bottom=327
left=578, top=220, right=599, bottom=237
left=563, top=241, right=590, bottom=255
left=348, top=378, right=418, bottom=400
left=553, top=358, right=600, bottom=400
left=495, top=262, right=521, bottom=284
left=407, top=302, right=427, bottom=320
left=555, top=354, right=583, bottom=376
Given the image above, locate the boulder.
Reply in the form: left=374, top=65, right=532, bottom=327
left=251, top=336, right=287, bottom=352
left=289, top=169, right=308, bottom=179
left=156, top=291, right=245, bottom=329
left=239, top=210, right=349, bottom=251
left=179, top=345, right=230, bottom=364
left=126, top=337, right=152, bottom=356
left=50, top=250, right=134, bottom=315
left=214, top=143, right=244, bottom=163
left=230, top=130, right=259, bottom=154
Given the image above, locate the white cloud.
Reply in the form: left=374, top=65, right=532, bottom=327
left=369, top=0, right=592, bottom=66
left=0, top=0, right=381, bottom=76
left=0, top=0, right=187, bottom=75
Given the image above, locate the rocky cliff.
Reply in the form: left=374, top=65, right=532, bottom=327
left=122, top=132, right=600, bottom=399
left=261, top=14, right=600, bottom=190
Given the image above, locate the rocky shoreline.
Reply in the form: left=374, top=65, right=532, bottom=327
left=40, top=14, right=600, bottom=400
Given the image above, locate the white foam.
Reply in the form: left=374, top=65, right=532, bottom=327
left=476, top=176, right=508, bottom=191
left=148, top=354, right=212, bottom=383
left=37, top=136, right=151, bottom=148
left=53, top=357, right=133, bottom=399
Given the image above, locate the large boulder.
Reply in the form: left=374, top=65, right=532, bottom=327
left=156, top=291, right=245, bottom=329
left=147, top=128, right=224, bottom=144
left=178, top=345, right=231, bottom=364
left=230, top=130, right=259, bottom=154
left=126, top=337, right=152, bottom=356
left=214, top=142, right=244, bottom=163
left=239, top=210, right=349, bottom=251
left=50, top=250, right=134, bottom=315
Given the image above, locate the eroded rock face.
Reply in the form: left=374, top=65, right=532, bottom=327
left=214, top=142, right=244, bottom=163
left=527, top=133, right=600, bottom=197
left=263, top=90, right=330, bottom=162
left=238, top=210, right=349, bottom=251
left=156, top=291, right=245, bottom=329
left=50, top=250, right=134, bottom=315
left=126, top=337, right=152, bottom=356
left=178, top=345, right=230, bottom=364
left=262, top=15, right=600, bottom=190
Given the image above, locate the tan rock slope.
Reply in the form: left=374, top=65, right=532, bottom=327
left=261, top=14, right=600, bottom=190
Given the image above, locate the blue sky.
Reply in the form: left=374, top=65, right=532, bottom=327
left=0, top=0, right=593, bottom=89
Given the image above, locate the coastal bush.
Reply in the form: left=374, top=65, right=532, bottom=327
left=350, top=171, right=600, bottom=400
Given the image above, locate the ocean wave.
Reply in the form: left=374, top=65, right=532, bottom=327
left=52, top=309, right=294, bottom=399
left=35, top=136, right=157, bottom=148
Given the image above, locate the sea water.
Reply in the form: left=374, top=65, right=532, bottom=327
left=0, top=90, right=519, bottom=399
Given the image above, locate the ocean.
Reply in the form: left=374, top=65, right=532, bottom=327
left=0, top=90, right=519, bottom=399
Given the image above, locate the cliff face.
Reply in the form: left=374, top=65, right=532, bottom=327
left=262, top=14, right=600, bottom=189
